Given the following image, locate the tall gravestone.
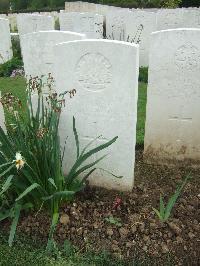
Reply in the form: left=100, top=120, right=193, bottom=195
left=59, top=12, right=104, bottom=38
left=17, top=14, right=54, bottom=36
left=125, top=11, right=157, bottom=67
left=106, top=10, right=130, bottom=41
left=0, top=18, right=13, bottom=64
left=156, top=9, right=200, bottom=31
left=20, top=30, right=85, bottom=77
left=53, top=39, right=139, bottom=191
left=144, top=29, right=200, bottom=166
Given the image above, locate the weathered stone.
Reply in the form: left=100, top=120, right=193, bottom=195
left=53, top=39, right=139, bottom=191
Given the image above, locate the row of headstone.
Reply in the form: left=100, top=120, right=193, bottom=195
left=18, top=27, right=200, bottom=191
left=106, top=8, right=200, bottom=66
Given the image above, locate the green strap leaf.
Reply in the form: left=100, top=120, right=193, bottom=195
left=15, top=183, right=41, bottom=202
left=42, top=190, right=75, bottom=201
left=73, top=117, right=79, bottom=159
left=48, top=178, right=57, bottom=189
left=0, top=164, right=15, bottom=178
left=8, top=204, right=22, bottom=247
left=0, top=175, right=14, bottom=196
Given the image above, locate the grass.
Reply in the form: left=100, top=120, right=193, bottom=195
left=0, top=232, right=125, bottom=266
left=0, top=77, right=147, bottom=146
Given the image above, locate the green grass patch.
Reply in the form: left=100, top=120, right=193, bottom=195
left=0, top=77, right=147, bottom=146
left=0, top=232, right=125, bottom=266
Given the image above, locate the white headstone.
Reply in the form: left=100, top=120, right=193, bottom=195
left=125, top=11, right=157, bottom=67
left=0, top=18, right=13, bottom=64
left=156, top=9, right=200, bottom=31
left=20, top=30, right=85, bottom=77
left=59, top=12, right=104, bottom=38
left=106, top=10, right=129, bottom=41
left=53, top=39, right=139, bottom=191
left=17, top=14, right=54, bottom=36
left=144, top=28, right=200, bottom=166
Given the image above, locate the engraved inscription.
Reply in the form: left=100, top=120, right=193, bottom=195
left=75, top=53, right=112, bottom=91
left=175, top=42, right=200, bottom=70
left=80, top=17, right=94, bottom=33
left=108, top=16, right=125, bottom=40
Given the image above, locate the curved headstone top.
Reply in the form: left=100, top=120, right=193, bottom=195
left=17, top=14, right=54, bottom=36
left=59, top=12, right=104, bottom=38
left=53, top=39, right=139, bottom=191
left=20, top=30, right=86, bottom=78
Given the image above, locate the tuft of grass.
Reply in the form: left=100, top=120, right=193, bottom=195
left=137, top=82, right=147, bottom=146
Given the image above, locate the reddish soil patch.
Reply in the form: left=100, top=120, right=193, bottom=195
left=2, top=150, right=200, bottom=265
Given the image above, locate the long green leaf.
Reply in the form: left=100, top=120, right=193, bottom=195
left=73, top=117, right=79, bottom=159
left=67, top=136, right=118, bottom=183
left=15, top=183, right=40, bottom=201
left=42, top=190, right=75, bottom=201
left=159, top=195, right=165, bottom=219
left=0, top=164, right=14, bottom=178
left=8, top=204, right=21, bottom=247
left=152, top=207, right=163, bottom=221
left=164, top=175, right=190, bottom=221
left=48, top=178, right=57, bottom=189
left=0, top=175, right=13, bottom=196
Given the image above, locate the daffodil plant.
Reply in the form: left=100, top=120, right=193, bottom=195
left=0, top=75, right=118, bottom=248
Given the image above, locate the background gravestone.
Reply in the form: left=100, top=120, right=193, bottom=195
left=0, top=18, right=13, bottom=64
left=144, top=28, right=200, bottom=167
left=20, top=30, right=85, bottom=77
left=125, top=10, right=157, bottom=67
left=59, top=12, right=104, bottom=39
left=106, top=10, right=131, bottom=41
left=156, top=9, right=200, bottom=30
left=17, top=14, right=54, bottom=36
left=53, top=39, right=139, bottom=191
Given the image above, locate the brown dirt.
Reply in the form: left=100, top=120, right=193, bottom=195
left=2, top=150, right=200, bottom=265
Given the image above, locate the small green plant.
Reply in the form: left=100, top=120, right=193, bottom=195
left=0, top=57, right=23, bottom=77
left=153, top=175, right=190, bottom=222
left=0, top=75, right=119, bottom=248
left=105, top=216, right=122, bottom=227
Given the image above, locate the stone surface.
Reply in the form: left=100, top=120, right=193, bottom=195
left=0, top=18, right=13, bottom=64
left=125, top=10, right=157, bottom=66
left=59, top=12, right=104, bottom=38
left=20, top=30, right=85, bottom=77
left=17, top=14, right=54, bottom=36
left=144, top=29, right=200, bottom=166
left=156, top=8, right=200, bottom=31
left=106, top=10, right=131, bottom=41
left=53, top=39, right=139, bottom=191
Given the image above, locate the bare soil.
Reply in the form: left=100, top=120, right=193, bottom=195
left=2, top=150, right=200, bottom=265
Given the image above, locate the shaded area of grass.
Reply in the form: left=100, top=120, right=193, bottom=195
left=0, top=77, right=147, bottom=146
left=0, top=232, right=125, bottom=266
left=136, top=82, right=147, bottom=146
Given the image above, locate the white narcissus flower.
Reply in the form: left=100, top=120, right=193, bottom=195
left=13, top=152, right=25, bottom=170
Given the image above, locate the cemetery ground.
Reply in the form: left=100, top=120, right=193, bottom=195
left=0, top=77, right=199, bottom=265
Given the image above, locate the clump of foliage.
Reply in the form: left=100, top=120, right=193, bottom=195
left=105, top=216, right=122, bottom=227
left=139, top=67, right=148, bottom=84
left=0, top=57, right=23, bottom=77
left=0, top=75, right=118, bottom=248
left=153, top=175, right=190, bottom=222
